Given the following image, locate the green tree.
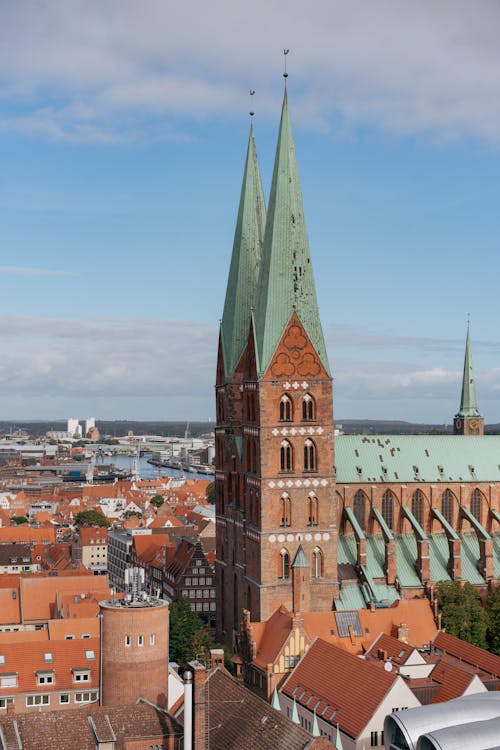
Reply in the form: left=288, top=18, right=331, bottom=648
left=74, top=509, right=110, bottom=528
left=206, top=482, right=215, bottom=504
left=11, top=516, right=28, bottom=525
left=486, top=586, right=500, bottom=655
left=123, top=510, right=142, bottom=520
left=150, top=494, right=165, bottom=509
left=436, top=580, right=487, bottom=648
left=169, top=598, right=214, bottom=665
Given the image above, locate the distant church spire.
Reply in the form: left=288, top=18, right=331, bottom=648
left=454, top=322, right=484, bottom=435
left=220, top=125, right=266, bottom=378
left=253, top=89, right=330, bottom=376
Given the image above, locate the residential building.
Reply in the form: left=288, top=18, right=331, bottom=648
left=163, top=540, right=216, bottom=627
left=279, top=638, right=420, bottom=749
left=72, top=526, right=108, bottom=574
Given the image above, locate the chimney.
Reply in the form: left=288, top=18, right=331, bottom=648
left=189, top=660, right=207, bottom=750
left=209, top=649, right=224, bottom=671
left=183, top=671, right=193, bottom=750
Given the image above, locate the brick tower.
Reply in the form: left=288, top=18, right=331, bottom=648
left=453, top=322, right=484, bottom=435
left=100, top=571, right=169, bottom=707
left=216, top=92, right=338, bottom=645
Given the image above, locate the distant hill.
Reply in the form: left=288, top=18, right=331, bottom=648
left=2, top=419, right=499, bottom=439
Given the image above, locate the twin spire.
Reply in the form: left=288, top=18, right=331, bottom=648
left=456, top=321, right=482, bottom=419
left=220, top=90, right=329, bottom=379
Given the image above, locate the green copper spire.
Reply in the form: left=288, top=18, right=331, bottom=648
left=220, top=125, right=266, bottom=378
left=457, top=322, right=482, bottom=418
left=254, top=91, right=330, bottom=376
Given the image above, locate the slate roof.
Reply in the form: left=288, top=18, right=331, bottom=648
left=206, top=668, right=314, bottom=749
left=335, top=434, right=500, bottom=483
left=0, top=701, right=182, bottom=749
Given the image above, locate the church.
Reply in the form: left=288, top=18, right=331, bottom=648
left=214, top=87, right=500, bottom=647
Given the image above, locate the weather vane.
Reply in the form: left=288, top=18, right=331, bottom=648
left=249, top=89, right=255, bottom=118
left=283, top=49, right=290, bottom=80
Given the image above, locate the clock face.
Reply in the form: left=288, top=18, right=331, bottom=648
left=469, top=419, right=479, bottom=429
left=455, top=418, right=462, bottom=430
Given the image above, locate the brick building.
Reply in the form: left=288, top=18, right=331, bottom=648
left=216, top=88, right=500, bottom=646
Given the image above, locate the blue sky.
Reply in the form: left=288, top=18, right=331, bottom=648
left=1, top=1, right=500, bottom=423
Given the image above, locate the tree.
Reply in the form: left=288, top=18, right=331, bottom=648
left=436, top=580, right=487, bottom=649
left=169, top=597, right=214, bottom=665
left=11, top=516, right=28, bottom=525
left=123, top=510, right=142, bottom=520
left=486, top=586, right=500, bottom=655
left=206, top=482, right=215, bottom=504
left=150, top=494, right=165, bottom=509
left=74, top=509, right=110, bottom=528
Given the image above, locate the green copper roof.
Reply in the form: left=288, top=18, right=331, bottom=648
left=254, top=91, right=330, bottom=376
left=220, top=125, right=266, bottom=378
left=335, top=435, right=500, bottom=483
left=456, top=323, right=482, bottom=418
left=292, top=544, right=309, bottom=568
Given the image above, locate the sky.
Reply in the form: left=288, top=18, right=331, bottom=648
left=1, top=1, right=500, bottom=423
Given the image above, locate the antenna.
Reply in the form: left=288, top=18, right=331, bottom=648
left=283, top=48, right=290, bottom=81
left=249, top=89, right=255, bottom=118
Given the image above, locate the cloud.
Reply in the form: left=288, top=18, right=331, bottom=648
left=0, top=266, right=78, bottom=277
left=2, top=1, right=500, bottom=142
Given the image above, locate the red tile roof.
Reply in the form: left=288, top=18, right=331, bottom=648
left=432, top=631, right=500, bottom=678
left=430, top=660, right=477, bottom=703
left=281, top=638, right=397, bottom=739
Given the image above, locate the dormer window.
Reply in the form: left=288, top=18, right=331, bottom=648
left=72, top=669, right=90, bottom=683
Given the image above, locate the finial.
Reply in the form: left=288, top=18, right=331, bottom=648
left=283, top=49, right=290, bottom=81
left=249, top=89, right=255, bottom=118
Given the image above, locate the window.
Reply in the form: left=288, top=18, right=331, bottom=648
left=0, top=697, right=13, bottom=709
left=442, top=489, right=454, bottom=524
left=308, top=495, right=318, bottom=526
left=26, top=694, right=50, bottom=706
left=279, top=549, right=290, bottom=580
left=138, top=635, right=144, bottom=647
left=471, top=488, right=483, bottom=524
left=150, top=634, right=156, bottom=646
left=280, top=441, right=293, bottom=472
left=280, top=494, right=291, bottom=527
left=284, top=655, right=300, bottom=670
left=411, top=490, right=423, bottom=527
left=125, top=635, right=131, bottom=647
left=303, top=440, right=316, bottom=471
left=0, top=674, right=17, bottom=689
left=59, top=694, right=70, bottom=704
left=85, top=650, right=95, bottom=660
left=82, top=634, right=91, bottom=640
left=280, top=395, right=293, bottom=422
left=44, top=653, right=53, bottom=663
left=312, top=547, right=323, bottom=579
left=302, top=394, right=315, bottom=421
left=37, top=672, right=54, bottom=686
left=353, top=490, right=366, bottom=531
left=64, top=635, right=75, bottom=641
left=370, top=731, right=378, bottom=746
left=0, top=656, right=5, bottom=665
left=73, top=670, right=90, bottom=683
left=382, top=490, right=394, bottom=530
left=75, top=691, right=98, bottom=703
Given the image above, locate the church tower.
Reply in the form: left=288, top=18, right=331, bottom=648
left=216, top=92, right=337, bottom=645
left=453, top=322, right=484, bottom=435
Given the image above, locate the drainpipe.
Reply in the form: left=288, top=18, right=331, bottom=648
left=98, top=613, right=103, bottom=706
left=183, top=671, right=193, bottom=750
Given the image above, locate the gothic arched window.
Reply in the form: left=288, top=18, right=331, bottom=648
left=308, top=494, right=318, bottom=526
left=303, top=439, right=317, bottom=471
left=471, top=488, right=483, bottom=524
left=280, top=395, right=293, bottom=422
left=441, top=489, right=454, bottom=524
left=382, top=490, right=394, bottom=530
left=411, top=490, right=424, bottom=527
left=279, top=549, right=290, bottom=579
left=280, top=441, right=293, bottom=472
left=353, top=490, right=366, bottom=531
left=312, top=547, right=323, bottom=579
left=280, top=494, right=291, bottom=527
left=302, top=393, right=315, bottom=421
